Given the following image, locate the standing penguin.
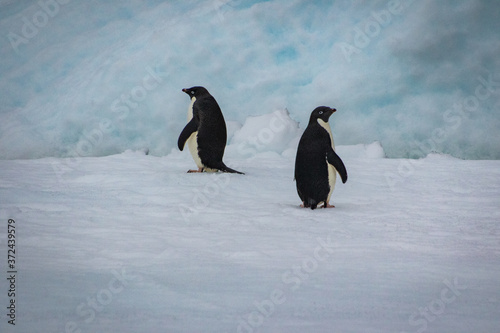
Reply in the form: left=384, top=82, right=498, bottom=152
left=178, top=86, right=244, bottom=174
left=294, top=106, right=347, bottom=209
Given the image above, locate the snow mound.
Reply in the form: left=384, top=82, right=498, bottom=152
left=424, top=152, right=461, bottom=161
left=336, top=141, right=386, bottom=159
left=225, top=120, right=242, bottom=142
left=229, top=109, right=302, bottom=157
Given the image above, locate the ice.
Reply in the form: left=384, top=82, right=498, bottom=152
left=336, top=141, right=386, bottom=160
left=1, top=0, right=499, bottom=160
left=230, top=109, right=302, bottom=156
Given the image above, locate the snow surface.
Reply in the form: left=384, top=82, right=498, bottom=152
left=1, top=0, right=500, bottom=160
left=1, top=137, right=499, bottom=332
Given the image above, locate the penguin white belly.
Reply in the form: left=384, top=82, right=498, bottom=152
left=326, top=163, right=337, bottom=204
left=186, top=97, right=204, bottom=169
left=318, top=119, right=337, bottom=204
left=187, top=132, right=203, bottom=169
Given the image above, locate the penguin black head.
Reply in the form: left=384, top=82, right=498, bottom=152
left=182, top=86, right=210, bottom=99
left=308, top=106, right=336, bottom=125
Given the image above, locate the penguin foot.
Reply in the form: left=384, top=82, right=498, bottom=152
left=187, top=168, right=203, bottom=173
left=324, top=203, right=335, bottom=208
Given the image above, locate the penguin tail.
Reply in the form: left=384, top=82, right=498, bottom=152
left=215, top=162, right=245, bottom=175
left=306, top=198, right=318, bottom=210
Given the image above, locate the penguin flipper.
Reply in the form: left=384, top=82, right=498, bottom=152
left=327, top=149, right=348, bottom=183
left=178, top=118, right=198, bottom=151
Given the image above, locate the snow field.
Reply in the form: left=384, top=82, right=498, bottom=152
left=1, top=142, right=499, bottom=332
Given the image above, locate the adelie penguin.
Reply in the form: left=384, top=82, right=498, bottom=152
left=178, top=86, right=244, bottom=174
left=294, top=106, right=347, bottom=209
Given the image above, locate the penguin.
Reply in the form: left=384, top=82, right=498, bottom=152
left=294, top=106, right=347, bottom=209
left=177, top=86, right=244, bottom=174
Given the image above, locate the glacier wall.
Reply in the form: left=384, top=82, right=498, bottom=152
left=0, top=0, right=499, bottom=159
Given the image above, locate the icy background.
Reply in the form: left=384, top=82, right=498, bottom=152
left=1, top=0, right=499, bottom=160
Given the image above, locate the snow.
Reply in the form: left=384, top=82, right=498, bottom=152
left=1, top=0, right=499, bottom=160
left=229, top=109, right=301, bottom=156
left=1, top=140, right=499, bottom=332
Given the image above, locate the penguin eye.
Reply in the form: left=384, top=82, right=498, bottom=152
left=319, top=111, right=323, bottom=115
left=191, top=91, right=195, bottom=95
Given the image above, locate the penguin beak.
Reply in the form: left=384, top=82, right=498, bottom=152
left=325, top=108, right=336, bottom=119
left=324, top=108, right=335, bottom=118
left=182, top=88, right=188, bottom=93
